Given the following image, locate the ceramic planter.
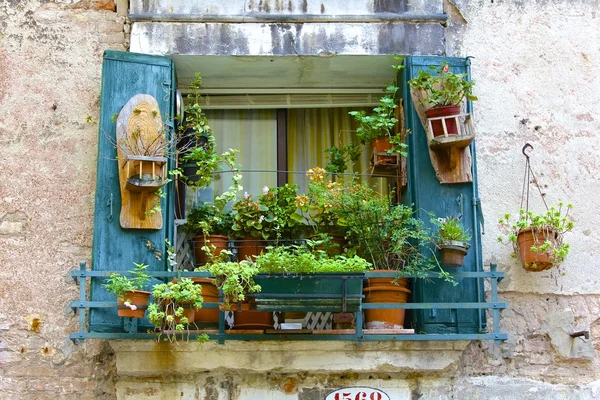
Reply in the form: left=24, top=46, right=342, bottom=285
left=363, top=273, right=411, bottom=329
left=192, top=235, right=229, bottom=265
left=516, top=228, right=556, bottom=271
left=117, top=290, right=151, bottom=318
left=236, top=236, right=266, bottom=261
left=438, top=240, right=470, bottom=267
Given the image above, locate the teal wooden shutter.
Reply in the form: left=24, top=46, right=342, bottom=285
left=402, top=56, right=485, bottom=334
left=90, top=50, right=175, bottom=332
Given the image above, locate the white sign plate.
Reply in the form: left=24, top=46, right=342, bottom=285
left=325, top=387, right=390, bottom=400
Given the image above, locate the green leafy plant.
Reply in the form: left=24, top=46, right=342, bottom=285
left=174, top=73, right=242, bottom=189
left=430, top=215, right=471, bottom=244
left=407, top=61, right=477, bottom=108
left=103, top=262, right=150, bottom=301
left=231, top=193, right=273, bottom=240
left=147, top=278, right=208, bottom=343
left=258, top=184, right=303, bottom=240
left=184, top=202, right=234, bottom=238
left=203, top=260, right=261, bottom=307
left=324, top=142, right=362, bottom=175
left=348, top=57, right=407, bottom=157
left=255, top=244, right=371, bottom=274
left=294, top=168, right=345, bottom=235
left=498, top=202, right=574, bottom=268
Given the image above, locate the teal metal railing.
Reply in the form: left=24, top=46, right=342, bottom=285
left=70, top=262, right=507, bottom=344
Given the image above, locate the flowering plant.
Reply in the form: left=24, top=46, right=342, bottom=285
left=408, top=61, right=477, bottom=108
left=258, top=184, right=303, bottom=240
left=184, top=202, right=234, bottom=237
left=295, top=168, right=345, bottom=235
left=231, top=193, right=273, bottom=239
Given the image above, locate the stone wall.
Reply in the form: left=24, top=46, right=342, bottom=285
left=0, top=1, right=127, bottom=398
left=0, top=0, right=599, bottom=399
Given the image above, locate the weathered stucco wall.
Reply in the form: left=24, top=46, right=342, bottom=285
left=0, top=1, right=127, bottom=398
left=1, top=0, right=599, bottom=399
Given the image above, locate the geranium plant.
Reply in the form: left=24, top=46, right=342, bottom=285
left=498, top=202, right=574, bottom=271
left=407, top=61, right=478, bottom=109
left=231, top=193, right=273, bottom=240
left=258, top=184, right=303, bottom=240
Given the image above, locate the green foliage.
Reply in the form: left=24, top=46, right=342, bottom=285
left=348, top=57, right=407, bottom=157
left=498, top=202, right=574, bottom=268
left=430, top=215, right=471, bottom=244
left=258, top=184, right=303, bottom=240
left=175, top=73, right=242, bottom=190
left=255, top=244, right=371, bottom=274
left=324, top=142, right=361, bottom=175
left=184, top=202, right=234, bottom=237
left=103, top=262, right=150, bottom=301
left=231, top=193, right=272, bottom=240
left=203, top=260, right=261, bottom=306
left=147, top=277, right=204, bottom=343
left=408, top=61, right=478, bottom=108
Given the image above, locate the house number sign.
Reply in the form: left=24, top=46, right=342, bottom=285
left=325, top=387, right=390, bottom=400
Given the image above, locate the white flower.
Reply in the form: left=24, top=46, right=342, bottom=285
left=262, top=186, right=269, bottom=195
left=244, top=192, right=250, bottom=199
left=124, top=301, right=131, bottom=307
left=259, top=215, right=264, bottom=223
left=129, top=305, right=137, bottom=311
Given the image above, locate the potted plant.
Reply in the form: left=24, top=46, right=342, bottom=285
left=202, top=260, right=273, bottom=329
left=231, top=192, right=274, bottom=260
left=258, top=184, right=304, bottom=242
left=252, top=244, right=370, bottom=313
left=498, top=202, right=574, bottom=271
left=147, top=277, right=207, bottom=343
left=103, top=262, right=151, bottom=319
left=430, top=216, right=471, bottom=267
left=348, top=58, right=407, bottom=162
left=184, top=202, right=234, bottom=265
left=407, top=61, right=477, bottom=137
left=294, top=168, right=347, bottom=254
left=174, top=72, right=242, bottom=190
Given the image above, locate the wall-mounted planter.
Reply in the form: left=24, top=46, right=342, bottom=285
left=438, top=240, right=471, bottom=267
left=116, top=94, right=168, bottom=229
left=410, top=91, right=475, bottom=184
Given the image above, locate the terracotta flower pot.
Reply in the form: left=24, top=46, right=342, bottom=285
left=117, top=290, right=151, bottom=319
left=516, top=228, right=556, bottom=271
left=371, top=137, right=398, bottom=164
left=192, top=278, right=220, bottom=324
left=233, top=308, right=274, bottom=330
left=363, top=273, right=411, bottom=329
left=192, top=235, right=229, bottom=265
left=236, top=236, right=266, bottom=261
left=425, top=105, right=461, bottom=137
left=438, top=241, right=470, bottom=267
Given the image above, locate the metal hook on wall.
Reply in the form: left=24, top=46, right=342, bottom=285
left=522, top=143, right=533, bottom=160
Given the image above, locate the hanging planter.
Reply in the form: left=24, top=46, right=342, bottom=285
left=438, top=241, right=470, bottom=267
left=498, top=144, right=574, bottom=272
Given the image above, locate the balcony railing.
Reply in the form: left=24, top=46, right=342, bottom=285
left=69, top=262, right=507, bottom=344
